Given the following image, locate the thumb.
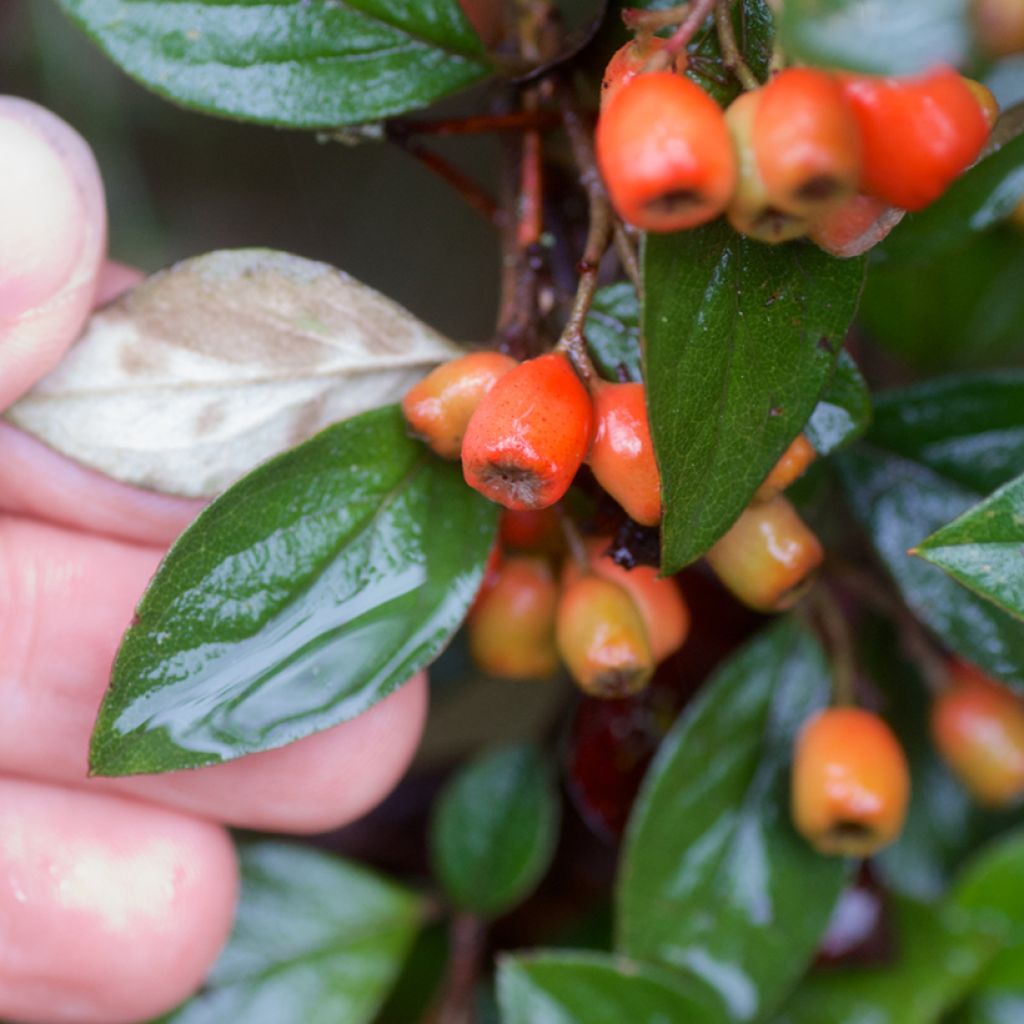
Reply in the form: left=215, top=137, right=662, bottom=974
left=0, top=97, right=106, bottom=411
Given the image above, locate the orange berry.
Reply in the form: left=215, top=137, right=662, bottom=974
left=972, top=0, right=1024, bottom=57
left=461, top=352, right=593, bottom=511
left=556, top=573, right=654, bottom=698
left=705, top=496, right=824, bottom=613
left=596, top=71, right=737, bottom=233
left=468, top=554, right=559, bottom=679
left=726, top=68, right=862, bottom=244
left=755, top=434, right=817, bottom=501
left=600, top=37, right=685, bottom=109
left=499, top=508, right=563, bottom=552
left=963, top=78, right=1000, bottom=129
left=840, top=66, right=991, bottom=211
left=809, top=192, right=905, bottom=258
left=931, top=660, right=1024, bottom=806
left=792, top=708, right=910, bottom=857
left=587, top=381, right=661, bottom=526
left=402, top=351, right=517, bottom=459
left=569, top=538, right=689, bottom=663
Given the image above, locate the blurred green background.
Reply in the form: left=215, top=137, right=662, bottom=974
left=0, top=1, right=501, bottom=343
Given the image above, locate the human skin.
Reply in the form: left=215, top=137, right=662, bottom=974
left=0, top=96, right=428, bottom=1024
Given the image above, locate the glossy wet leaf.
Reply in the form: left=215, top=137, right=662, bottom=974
left=6, top=249, right=460, bottom=498
left=805, top=350, right=872, bottom=456
left=617, top=619, right=848, bottom=1022
left=155, top=842, right=421, bottom=1024
left=771, top=897, right=1004, bottom=1024
left=861, top=230, right=1024, bottom=373
left=838, top=375, right=1024, bottom=687
left=949, top=831, right=1024, bottom=1023
left=778, top=0, right=970, bottom=75
left=57, top=0, right=493, bottom=127
left=496, top=951, right=729, bottom=1024
left=644, top=224, right=865, bottom=571
left=585, top=283, right=642, bottom=383
left=430, top=745, right=559, bottom=917
left=883, top=128, right=1024, bottom=265
left=916, top=473, right=1024, bottom=623
left=90, top=405, right=498, bottom=775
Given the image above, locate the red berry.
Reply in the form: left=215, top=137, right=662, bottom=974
left=468, top=554, right=559, bottom=679
left=705, top=496, right=824, bottom=613
left=755, top=433, right=817, bottom=502
left=931, top=660, right=1024, bottom=806
left=600, top=37, right=685, bottom=110
left=587, top=380, right=661, bottom=527
left=792, top=708, right=910, bottom=857
left=726, top=68, right=862, bottom=244
left=572, top=537, right=690, bottom=663
left=556, top=573, right=654, bottom=698
left=402, top=351, right=517, bottom=459
left=596, top=71, right=737, bottom=233
left=840, top=66, right=991, bottom=211
left=809, top=193, right=905, bottom=258
left=461, top=352, right=593, bottom=510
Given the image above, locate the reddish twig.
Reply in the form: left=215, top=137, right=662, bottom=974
left=392, top=139, right=500, bottom=224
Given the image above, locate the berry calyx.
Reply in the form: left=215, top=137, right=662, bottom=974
left=839, top=66, right=992, bottom=211
left=468, top=554, right=559, bottom=679
left=726, top=68, right=862, bottom=244
left=931, top=660, right=1024, bottom=806
left=705, top=495, right=824, bottom=613
left=402, top=351, right=517, bottom=459
left=556, top=573, right=654, bottom=699
left=596, top=70, right=738, bottom=233
left=755, top=433, right=817, bottom=502
left=587, top=380, right=661, bottom=527
left=792, top=707, right=910, bottom=857
left=461, top=352, right=594, bottom=510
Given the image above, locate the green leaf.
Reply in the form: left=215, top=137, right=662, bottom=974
left=496, top=951, right=730, bottom=1024
left=837, top=375, right=1024, bottom=687
left=916, top=473, right=1024, bottom=623
left=882, top=129, right=1024, bottom=265
left=771, top=897, right=1004, bottom=1024
left=430, top=744, right=559, bottom=917
left=861, top=230, right=1024, bottom=373
left=778, top=0, right=970, bottom=76
left=158, top=842, right=422, bottom=1024
left=617, top=619, right=848, bottom=1021
left=57, top=0, right=493, bottom=128
left=805, top=350, right=872, bottom=456
left=585, top=283, right=642, bottom=383
left=91, top=405, right=498, bottom=776
left=950, top=830, right=1024, bottom=1022
left=685, top=0, right=776, bottom=108
left=644, top=223, right=865, bottom=571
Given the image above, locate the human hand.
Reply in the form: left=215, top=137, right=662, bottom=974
left=0, top=98, right=428, bottom=1024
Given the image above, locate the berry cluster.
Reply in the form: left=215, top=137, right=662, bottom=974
left=469, top=520, right=690, bottom=699
left=596, top=48, right=997, bottom=248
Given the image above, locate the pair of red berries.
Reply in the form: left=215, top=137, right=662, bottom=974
left=401, top=350, right=661, bottom=525
left=469, top=520, right=690, bottom=698
left=793, top=659, right=1024, bottom=857
left=596, top=53, right=995, bottom=245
